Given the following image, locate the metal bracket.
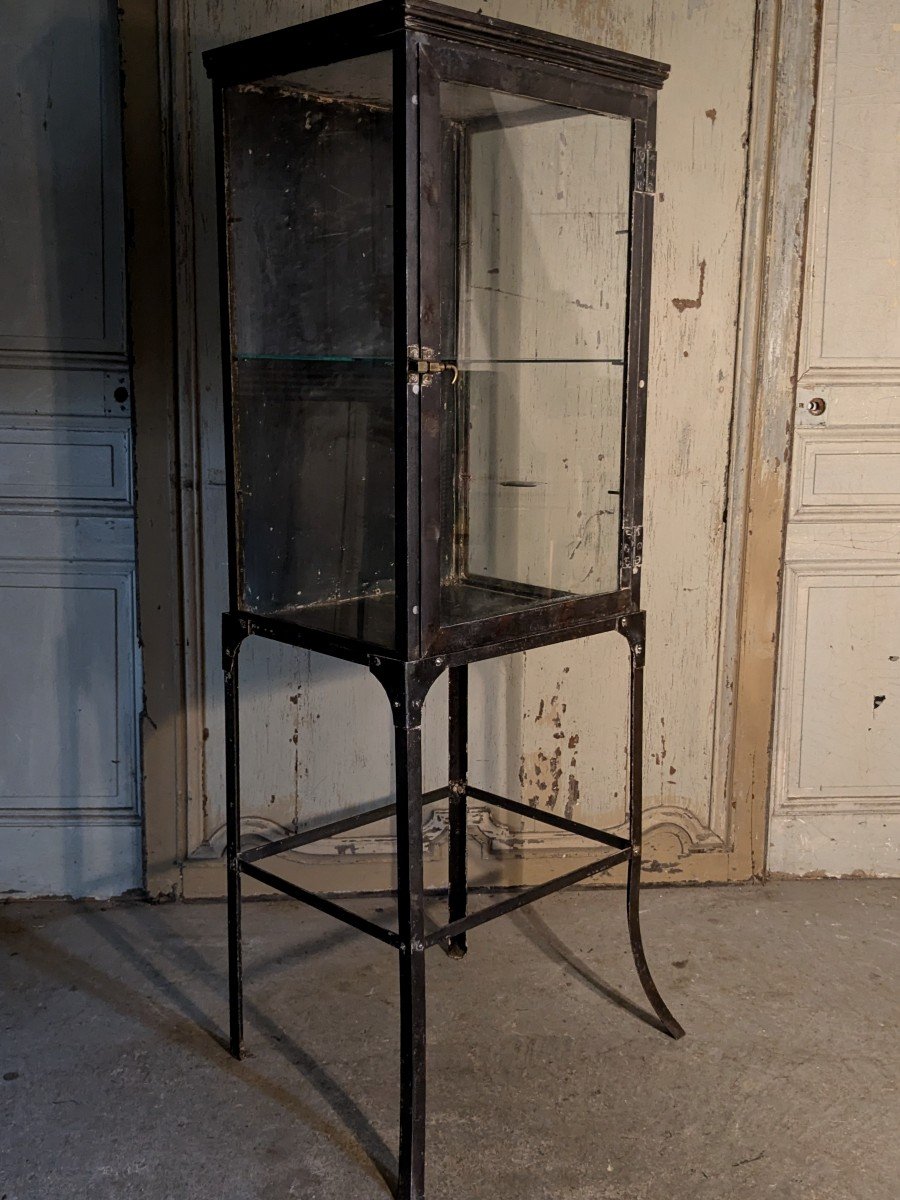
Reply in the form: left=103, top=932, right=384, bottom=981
left=368, top=655, right=446, bottom=728
left=617, top=609, right=646, bottom=658
left=222, top=612, right=248, bottom=673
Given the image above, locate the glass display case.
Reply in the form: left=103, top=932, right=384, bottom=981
left=205, top=6, right=679, bottom=1198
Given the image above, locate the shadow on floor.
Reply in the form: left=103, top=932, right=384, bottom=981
left=511, top=904, right=672, bottom=1035
left=0, top=904, right=398, bottom=1196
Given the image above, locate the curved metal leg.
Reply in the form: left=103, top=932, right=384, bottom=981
left=622, top=614, right=685, bottom=1040
left=223, top=620, right=245, bottom=1059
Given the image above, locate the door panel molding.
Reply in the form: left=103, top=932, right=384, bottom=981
left=772, top=563, right=900, bottom=816
left=0, top=417, right=133, bottom=507
left=0, top=0, right=127, bottom=360
left=769, top=0, right=900, bottom=876
left=0, top=0, right=141, bottom=897
left=791, top=428, right=900, bottom=520
left=0, top=563, right=139, bottom=817
left=799, top=0, right=900, bottom=374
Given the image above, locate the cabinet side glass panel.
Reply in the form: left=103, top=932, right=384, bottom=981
left=438, top=84, right=632, bottom=627
left=223, top=53, right=395, bottom=647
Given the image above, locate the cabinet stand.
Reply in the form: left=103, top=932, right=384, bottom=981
left=222, top=607, right=683, bottom=1200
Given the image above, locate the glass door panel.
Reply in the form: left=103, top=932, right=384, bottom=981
left=438, top=82, right=632, bottom=627
left=223, top=51, right=396, bottom=647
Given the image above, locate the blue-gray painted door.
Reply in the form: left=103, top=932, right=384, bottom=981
left=0, top=0, right=141, bottom=896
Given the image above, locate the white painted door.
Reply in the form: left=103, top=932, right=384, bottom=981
left=769, top=0, right=900, bottom=876
left=0, top=2, right=141, bottom=896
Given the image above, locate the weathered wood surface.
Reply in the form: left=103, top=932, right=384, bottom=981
left=170, top=0, right=761, bottom=893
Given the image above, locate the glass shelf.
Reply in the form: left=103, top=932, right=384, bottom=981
left=456, top=357, right=624, bottom=366
left=236, top=353, right=393, bottom=364
left=235, top=354, right=624, bottom=365
left=267, top=574, right=576, bottom=643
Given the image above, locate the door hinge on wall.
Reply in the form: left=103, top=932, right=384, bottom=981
left=634, top=145, right=657, bottom=194
left=621, top=525, right=643, bottom=575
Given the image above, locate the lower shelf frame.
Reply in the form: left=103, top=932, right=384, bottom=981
left=234, top=788, right=632, bottom=952
left=221, top=609, right=685, bottom=1200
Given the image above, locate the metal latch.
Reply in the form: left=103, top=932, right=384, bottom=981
left=407, top=346, right=459, bottom=387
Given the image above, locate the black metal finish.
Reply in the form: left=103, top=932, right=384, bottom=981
left=467, top=785, right=630, bottom=852
left=240, top=788, right=448, bottom=865
left=240, top=858, right=403, bottom=948
left=397, top=33, right=420, bottom=659
left=447, top=665, right=468, bottom=958
left=206, top=6, right=679, bottom=1196
left=394, top=710, right=427, bottom=1200
left=621, top=613, right=686, bottom=1040
left=222, top=629, right=243, bottom=1061
left=202, top=1, right=669, bottom=92
left=424, top=848, right=631, bottom=948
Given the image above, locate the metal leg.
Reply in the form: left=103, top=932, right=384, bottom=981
left=447, top=664, right=468, bottom=959
left=396, top=716, right=427, bottom=1200
left=224, top=634, right=244, bottom=1060
left=624, top=616, right=685, bottom=1040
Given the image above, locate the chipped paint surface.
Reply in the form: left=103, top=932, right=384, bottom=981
left=174, top=0, right=767, bottom=888
left=768, top=0, right=900, bottom=878
left=518, top=672, right=584, bottom=817
left=671, top=258, right=706, bottom=312
left=454, top=0, right=757, bottom=873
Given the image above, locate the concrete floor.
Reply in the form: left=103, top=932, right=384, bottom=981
left=0, top=880, right=897, bottom=1200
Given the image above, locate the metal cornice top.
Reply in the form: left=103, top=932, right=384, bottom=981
left=203, top=0, right=670, bottom=92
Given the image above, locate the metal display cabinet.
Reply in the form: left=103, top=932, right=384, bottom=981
left=204, top=4, right=681, bottom=1196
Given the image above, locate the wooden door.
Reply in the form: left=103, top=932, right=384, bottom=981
left=769, top=0, right=900, bottom=875
left=0, top=2, right=141, bottom=896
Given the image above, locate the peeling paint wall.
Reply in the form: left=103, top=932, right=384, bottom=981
left=464, top=0, right=759, bottom=878
left=167, top=0, right=766, bottom=895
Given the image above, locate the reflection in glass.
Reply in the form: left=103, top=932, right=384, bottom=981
left=439, top=84, right=632, bottom=626
left=224, top=53, right=395, bottom=646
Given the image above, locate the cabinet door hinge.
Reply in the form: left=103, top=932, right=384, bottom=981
left=634, top=145, right=657, bottom=194
left=621, top=525, right=644, bottom=575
